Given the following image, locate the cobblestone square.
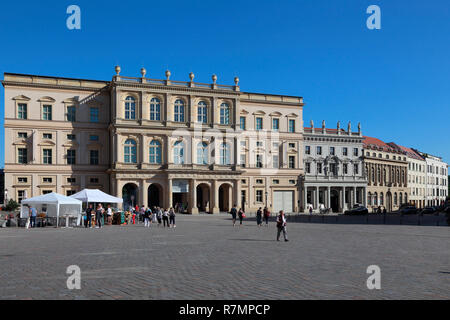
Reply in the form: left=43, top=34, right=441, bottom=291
left=0, top=215, right=449, bottom=300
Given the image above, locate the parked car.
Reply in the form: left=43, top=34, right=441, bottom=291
left=399, top=206, right=418, bottom=215
left=344, top=206, right=369, bottom=215
left=418, top=206, right=437, bottom=215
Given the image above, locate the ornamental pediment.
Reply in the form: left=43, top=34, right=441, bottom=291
left=13, top=95, right=31, bottom=101
left=38, top=96, right=56, bottom=103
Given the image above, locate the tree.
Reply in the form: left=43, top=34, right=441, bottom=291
left=4, top=199, right=20, bottom=212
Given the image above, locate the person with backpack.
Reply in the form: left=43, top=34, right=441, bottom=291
left=276, top=210, right=288, bottom=242
left=238, top=208, right=245, bottom=226
left=85, top=204, right=93, bottom=228
left=263, top=207, right=270, bottom=227
left=169, top=207, right=176, bottom=228
left=256, top=207, right=263, bottom=227
left=144, top=207, right=151, bottom=227
left=230, top=205, right=237, bottom=227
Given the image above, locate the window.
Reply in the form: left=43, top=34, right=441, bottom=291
left=43, top=133, right=52, bottom=140
left=240, top=141, right=246, bottom=148
left=18, top=148, right=27, bottom=164
left=174, top=99, right=185, bottom=122
left=67, top=106, right=76, bottom=122
left=43, top=149, right=52, bottom=164
left=305, top=162, right=311, bottom=173
left=67, top=134, right=76, bottom=141
left=89, top=135, right=99, bottom=141
left=220, top=103, right=230, bottom=125
left=66, top=190, right=76, bottom=196
left=272, top=118, right=279, bottom=131
left=288, top=143, right=295, bottom=148
left=343, top=163, right=348, bottom=174
left=289, top=156, right=295, bottom=169
left=354, top=164, right=359, bottom=175
left=317, top=163, right=322, bottom=174
left=273, top=142, right=279, bottom=150
left=125, top=96, right=136, bottom=120
left=394, top=193, right=398, bottom=206
left=241, top=179, right=247, bottom=185
left=256, top=141, right=263, bottom=147
left=43, top=105, right=52, bottom=120
left=272, top=155, right=279, bottom=169
left=150, top=98, right=161, bottom=121
left=42, top=190, right=52, bottom=195
left=288, top=119, right=295, bottom=133
left=43, top=177, right=52, bottom=183
left=90, top=178, right=99, bottom=184
left=240, top=154, right=246, bottom=167
left=18, top=132, right=27, bottom=138
left=289, top=180, right=296, bottom=185
left=173, top=141, right=185, bottom=164
left=18, top=190, right=26, bottom=203
left=256, top=179, right=263, bottom=184
left=343, top=147, right=348, bottom=156
left=18, top=177, right=28, bottom=183
left=240, top=116, right=246, bottom=130
left=256, top=190, right=263, bottom=203
left=18, top=103, right=27, bottom=119
left=330, top=163, right=337, bottom=175
left=197, top=142, right=208, bottom=165
left=197, top=101, right=207, bottom=123
left=124, top=140, right=137, bottom=163
left=90, top=150, right=99, bottom=165
left=317, top=146, right=322, bottom=155
left=330, top=147, right=335, bottom=155
left=67, top=178, right=76, bottom=183
left=149, top=140, right=162, bottom=164
left=90, top=107, right=99, bottom=122
left=380, top=193, right=384, bottom=205
left=256, top=117, right=263, bottom=130
left=256, top=154, right=263, bottom=168
left=67, top=150, right=76, bottom=165
left=305, top=146, right=311, bottom=155
left=220, top=143, right=231, bottom=165
left=273, top=179, right=280, bottom=185
left=353, top=148, right=359, bottom=156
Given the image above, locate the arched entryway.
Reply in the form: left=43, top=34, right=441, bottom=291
left=218, top=183, right=232, bottom=213
left=386, top=191, right=392, bottom=212
left=196, top=183, right=210, bottom=213
left=122, top=183, right=138, bottom=210
left=148, top=184, right=163, bottom=208
left=330, top=189, right=339, bottom=213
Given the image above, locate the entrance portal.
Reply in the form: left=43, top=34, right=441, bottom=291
left=218, top=184, right=232, bottom=212
left=122, top=183, right=138, bottom=210
left=148, top=184, right=162, bottom=208
left=330, top=190, right=339, bottom=213
left=196, top=184, right=210, bottom=213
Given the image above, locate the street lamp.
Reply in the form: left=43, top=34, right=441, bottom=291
left=4, top=189, right=8, bottom=204
left=265, top=191, right=268, bottom=208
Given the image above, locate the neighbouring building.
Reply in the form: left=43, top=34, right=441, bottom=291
left=2, top=68, right=305, bottom=214
left=363, top=137, right=408, bottom=212
left=388, top=143, right=427, bottom=208
left=0, top=169, right=4, bottom=205
left=301, top=120, right=367, bottom=213
left=414, top=151, right=448, bottom=206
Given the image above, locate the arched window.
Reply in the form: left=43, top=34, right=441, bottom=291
left=173, top=141, right=185, bottom=164
left=149, top=140, right=162, bottom=164
left=396, top=169, right=400, bottom=184
left=404, top=193, right=408, bottom=204
left=150, top=98, right=161, bottom=121
left=374, top=192, right=378, bottom=206
left=377, top=167, right=381, bottom=183
left=124, top=139, right=137, bottom=163
left=219, top=143, right=230, bottom=165
left=368, top=192, right=372, bottom=206
left=197, top=101, right=207, bottom=124
left=220, top=103, right=230, bottom=125
left=399, top=193, right=403, bottom=205
left=394, top=192, right=398, bottom=206
left=371, top=167, right=375, bottom=184
left=383, top=168, right=387, bottom=183
left=197, top=142, right=208, bottom=165
left=174, top=99, right=185, bottom=122
left=125, top=96, right=136, bottom=120
left=380, top=192, right=384, bottom=205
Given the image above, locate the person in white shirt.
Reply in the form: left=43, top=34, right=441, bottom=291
left=276, top=210, right=289, bottom=242
left=106, top=205, right=113, bottom=225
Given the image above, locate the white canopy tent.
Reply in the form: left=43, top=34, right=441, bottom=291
left=69, top=189, right=123, bottom=204
left=21, top=193, right=82, bottom=227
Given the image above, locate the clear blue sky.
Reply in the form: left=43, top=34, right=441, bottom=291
left=1, top=0, right=449, bottom=167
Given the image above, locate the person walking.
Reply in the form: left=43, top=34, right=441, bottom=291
left=106, top=204, right=113, bottom=225
left=152, top=207, right=157, bottom=225
left=238, top=207, right=245, bottom=226
left=309, top=206, right=313, bottom=215
left=29, top=206, right=37, bottom=228
left=144, top=207, right=151, bottom=227
left=263, top=207, right=270, bottom=227
left=157, top=207, right=163, bottom=226
left=169, top=207, right=176, bottom=228
left=140, top=205, right=145, bottom=223
left=95, top=204, right=104, bottom=229
left=85, top=204, right=93, bottom=228
left=276, top=210, right=289, bottom=242
left=230, top=205, right=237, bottom=227
left=256, top=207, right=263, bottom=227
left=162, top=208, right=170, bottom=227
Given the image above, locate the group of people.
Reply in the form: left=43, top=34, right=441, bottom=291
left=229, top=205, right=289, bottom=242
left=84, top=203, right=112, bottom=228
left=139, top=206, right=176, bottom=228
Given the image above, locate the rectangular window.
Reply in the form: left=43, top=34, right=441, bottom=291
left=43, top=105, right=52, bottom=120
left=256, top=179, right=263, bottom=184
left=90, top=150, right=99, bottom=165
left=317, top=146, right=322, bottom=155
left=330, top=163, right=337, bottom=175
left=42, top=190, right=52, bottom=195
left=317, top=163, right=322, bottom=174
left=18, top=132, right=28, bottom=138
left=89, top=135, right=99, bottom=141
left=256, top=141, right=263, bottom=147
left=18, top=177, right=28, bottom=183
left=256, top=117, right=263, bottom=131
left=305, top=146, right=311, bottom=155
left=256, top=154, right=263, bottom=168
left=90, top=178, right=99, bottom=184
left=273, top=142, right=279, bottom=150
left=305, top=162, right=311, bottom=173
left=18, top=103, right=27, bottom=119
left=273, top=179, right=280, bottom=185
left=18, top=190, right=25, bottom=203
left=289, top=180, right=296, bottom=185
left=289, top=156, right=295, bottom=169
left=67, top=150, right=76, bottom=165
left=66, top=190, right=76, bottom=196
left=288, top=119, right=295, bottom=133
left=354, top=163, right=359, bottom=175
left=67, top=134, right=76, bottom=141
left=272, top=118, right=279, bottom=131
left=240, top=141, right=246, bottom=148
left=43, top=177, right=53, bottom=183
left=43, top=149, right=52, bottom=164
left=90, top=107, right=99, bottom=123
left=67, top=178, right=76, bottom=183
left=343, top=147, right=348, bottom=156
left=240, top=117, right=246, bottom=130
left=67, top=106, right=76, bottom=122
left=240, top=154, right=246, bottom=167
left=288, top=143, right=295, bottom=148
left=18, top=148, right=28, bottom=164
left=43, top=133, right=52, bottom=139
left=353, top=148, right=359, bottom=156
left=272, top=155, right=279, bottom=169
left=330, top=147, right=335, bottom=155
left=256, top=190, right=263, bottom=203
left=343, top=163, right=348, bottom=174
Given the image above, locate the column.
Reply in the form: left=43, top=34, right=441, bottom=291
left=353, top=186, right=357, bottom=206
left=190, top=179, right=198, bottom=214
left=327, top=186, right=331, bottom=209
left=234, top=180, right=241, bottom=209
left=304, top=186, right=308, bottom=212
left=166, top=178, right=173, bottom=209
left=140, top=180, right=147, bottom=208
left=342, top=186, right=346, bottom=211
left=211, top=180, right=220, bottom=214
left=315, top=186, right=319, bottom=209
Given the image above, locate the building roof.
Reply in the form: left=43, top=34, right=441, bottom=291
left=363, top=136, right=403, bottom=154
left=388, top=143, right=425, bottom=161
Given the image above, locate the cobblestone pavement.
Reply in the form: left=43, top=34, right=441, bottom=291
left=0, top=215, right=449, bottom=300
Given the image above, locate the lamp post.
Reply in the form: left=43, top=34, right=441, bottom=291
left=265, top=191, right=268, bottom=209
left=4, top=189, right=8, bottom=204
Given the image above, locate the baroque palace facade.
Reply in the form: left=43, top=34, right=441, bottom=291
left=2, top=68, right=305, bottom=214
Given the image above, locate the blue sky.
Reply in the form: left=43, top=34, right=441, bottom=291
left=0, top=0, right=449, bottom=166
